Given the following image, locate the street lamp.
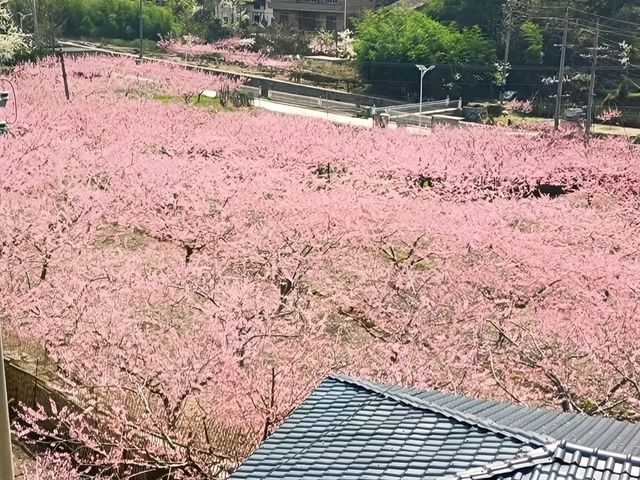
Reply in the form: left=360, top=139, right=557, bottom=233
left=0, top=88, right=12, bottom=479
left=416, top=64, right=435, bottom=127
left=18, top=12, right=32, bottom=31
left=138, top=0, right=143, bottom=59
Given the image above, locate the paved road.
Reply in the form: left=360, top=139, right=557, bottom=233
left=253, top=98, right=374, bottom=128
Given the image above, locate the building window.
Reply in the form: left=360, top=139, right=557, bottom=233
left=279, top=12, right=288, bottom=25
left=254, top=13, right=261, bottom=24
left=300, top=12, right=316, bottom=30
left=327, top=0, right=337, bottom=3
left=326, top=15, right=337, bottom=30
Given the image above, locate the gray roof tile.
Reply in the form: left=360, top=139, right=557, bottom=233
left=229, top=375, right=640, bottom=480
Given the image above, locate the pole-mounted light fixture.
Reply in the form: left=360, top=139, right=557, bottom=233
left=415, top=65, right=435, bottom=127
left=0, top=90, right=9, bottom=135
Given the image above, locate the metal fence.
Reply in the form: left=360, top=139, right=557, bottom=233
left=379, top=98, right=463, bottom=127
left=3, top=333, right=259, bottom=479
left=266, top=90, right=365, bottom=116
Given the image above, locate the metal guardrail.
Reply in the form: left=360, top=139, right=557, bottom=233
left=266, top=90, right=363, bottom=116
left=382, top=99, right=453, bottom=114
left=238, top=85, right=260, bottom=97
left=379, top=98, right=464, bottom=127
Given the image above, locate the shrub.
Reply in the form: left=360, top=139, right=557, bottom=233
left=251, top=24, right=311, bottom=56
left=486, top=103, right=503, bottom=118
left=62, top=0, right=176, bottom=40
left=597, top=107, right=622, bottom=126
left=505, top=99, right=534, bottom=116
left=354, top=8, right=496, bottom=97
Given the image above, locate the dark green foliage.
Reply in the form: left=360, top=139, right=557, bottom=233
left=420, top=0, right=505, bottom=38
left=251, top=24, right=312, bottom=56
left=159, top=0, right=196, bottom=19
left=5, top=43, right=48, bottom=65
left=66, top=0, right=175, bottom=40
left=486, top=103, right=503, bottom=118
left=218, top=85, right=253, bottom=108
left=355, top=8, right=496, bottom=96
left=518, top=21, right=545, bottom=65
left=186, top=8, right=231, bottom=42
left=603, top=77, right=637, bottom=105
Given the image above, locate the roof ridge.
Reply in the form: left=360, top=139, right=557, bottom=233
left=329, top=375, right=556, bottom=447
left=560, top=441, right=640, bottom=468
left=435, top=440, right=640, bottom=480
left=437, top=443, right=559, bottom=480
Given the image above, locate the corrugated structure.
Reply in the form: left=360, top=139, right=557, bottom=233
left=230, top=375, right=640, bottom=480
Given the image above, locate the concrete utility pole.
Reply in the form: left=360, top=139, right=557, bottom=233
left=503, top=0, right=514, bottom=65
left=0, top=327, right=14, bottom=480
left=139, top=0, right=144, bottom=59
left=343, top=0, right=347, bottom=31
left=554, top=7, right=569, bottom=130
left=584, top=17, right=600, bottom=139
left=500, top=0, right=515, bottom=101
left=31, top=0, right=39, bottom=44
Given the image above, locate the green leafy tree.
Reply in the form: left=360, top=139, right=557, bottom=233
left=420, top=0, right=505, bottom=38
left=518, top=21, right=545, bottom=65
left=61, top=0, right=176, bottom=41
left=355, top=7, right=496, bottom=96
left=38, top=0, right=64, bottom=45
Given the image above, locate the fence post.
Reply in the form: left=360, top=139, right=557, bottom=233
left=32, top=359, right=39, bottom=408
left=325, top=92, right=329, bottom=119
left=458, top=98, right=462, bottom=110
left=0, top=330, right=15, bottom=480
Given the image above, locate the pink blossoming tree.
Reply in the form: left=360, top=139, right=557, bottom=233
left=1, top=55, right=640, bottom=477
left=597, top=107, right=623, bottom=128
left=158, top=36, right=296, bottom=71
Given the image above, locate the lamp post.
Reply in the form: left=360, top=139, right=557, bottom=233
left=0, top=89, right=13, bottom=479
left=18, top=12, right=32, bottom=31
left=138, top=0, right=143, bottom=59
left=415, top=64, right=435, bottom=127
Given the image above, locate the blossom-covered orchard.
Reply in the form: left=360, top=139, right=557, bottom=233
left=1, top=55, right=640, bottom=477
left=158, top=35, right=296, bottom=70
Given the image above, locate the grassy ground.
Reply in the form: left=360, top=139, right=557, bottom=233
left=592, top=123, right=640, bottom=137
left=151, top=93, right=237, bottom=111
left=85, top=37, right=162, bottom=54
left=496, top=114, right=549, bottom=126
left=497, top=114, right=640, bottom=137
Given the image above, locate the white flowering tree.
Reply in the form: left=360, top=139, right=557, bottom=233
left=0, top=0, right=28, bottom=64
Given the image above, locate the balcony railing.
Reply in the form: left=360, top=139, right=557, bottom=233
left=271, top=0, right=344, bottom=11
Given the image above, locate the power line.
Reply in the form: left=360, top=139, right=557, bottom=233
left=568, top=6, right=640, bottom=28
left=510, top=0, right=639, bottom=29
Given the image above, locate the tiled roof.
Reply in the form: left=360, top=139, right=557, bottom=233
left=392, top=384, right=640, bottom=457
left=229, top=375, right=640, bottom=480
